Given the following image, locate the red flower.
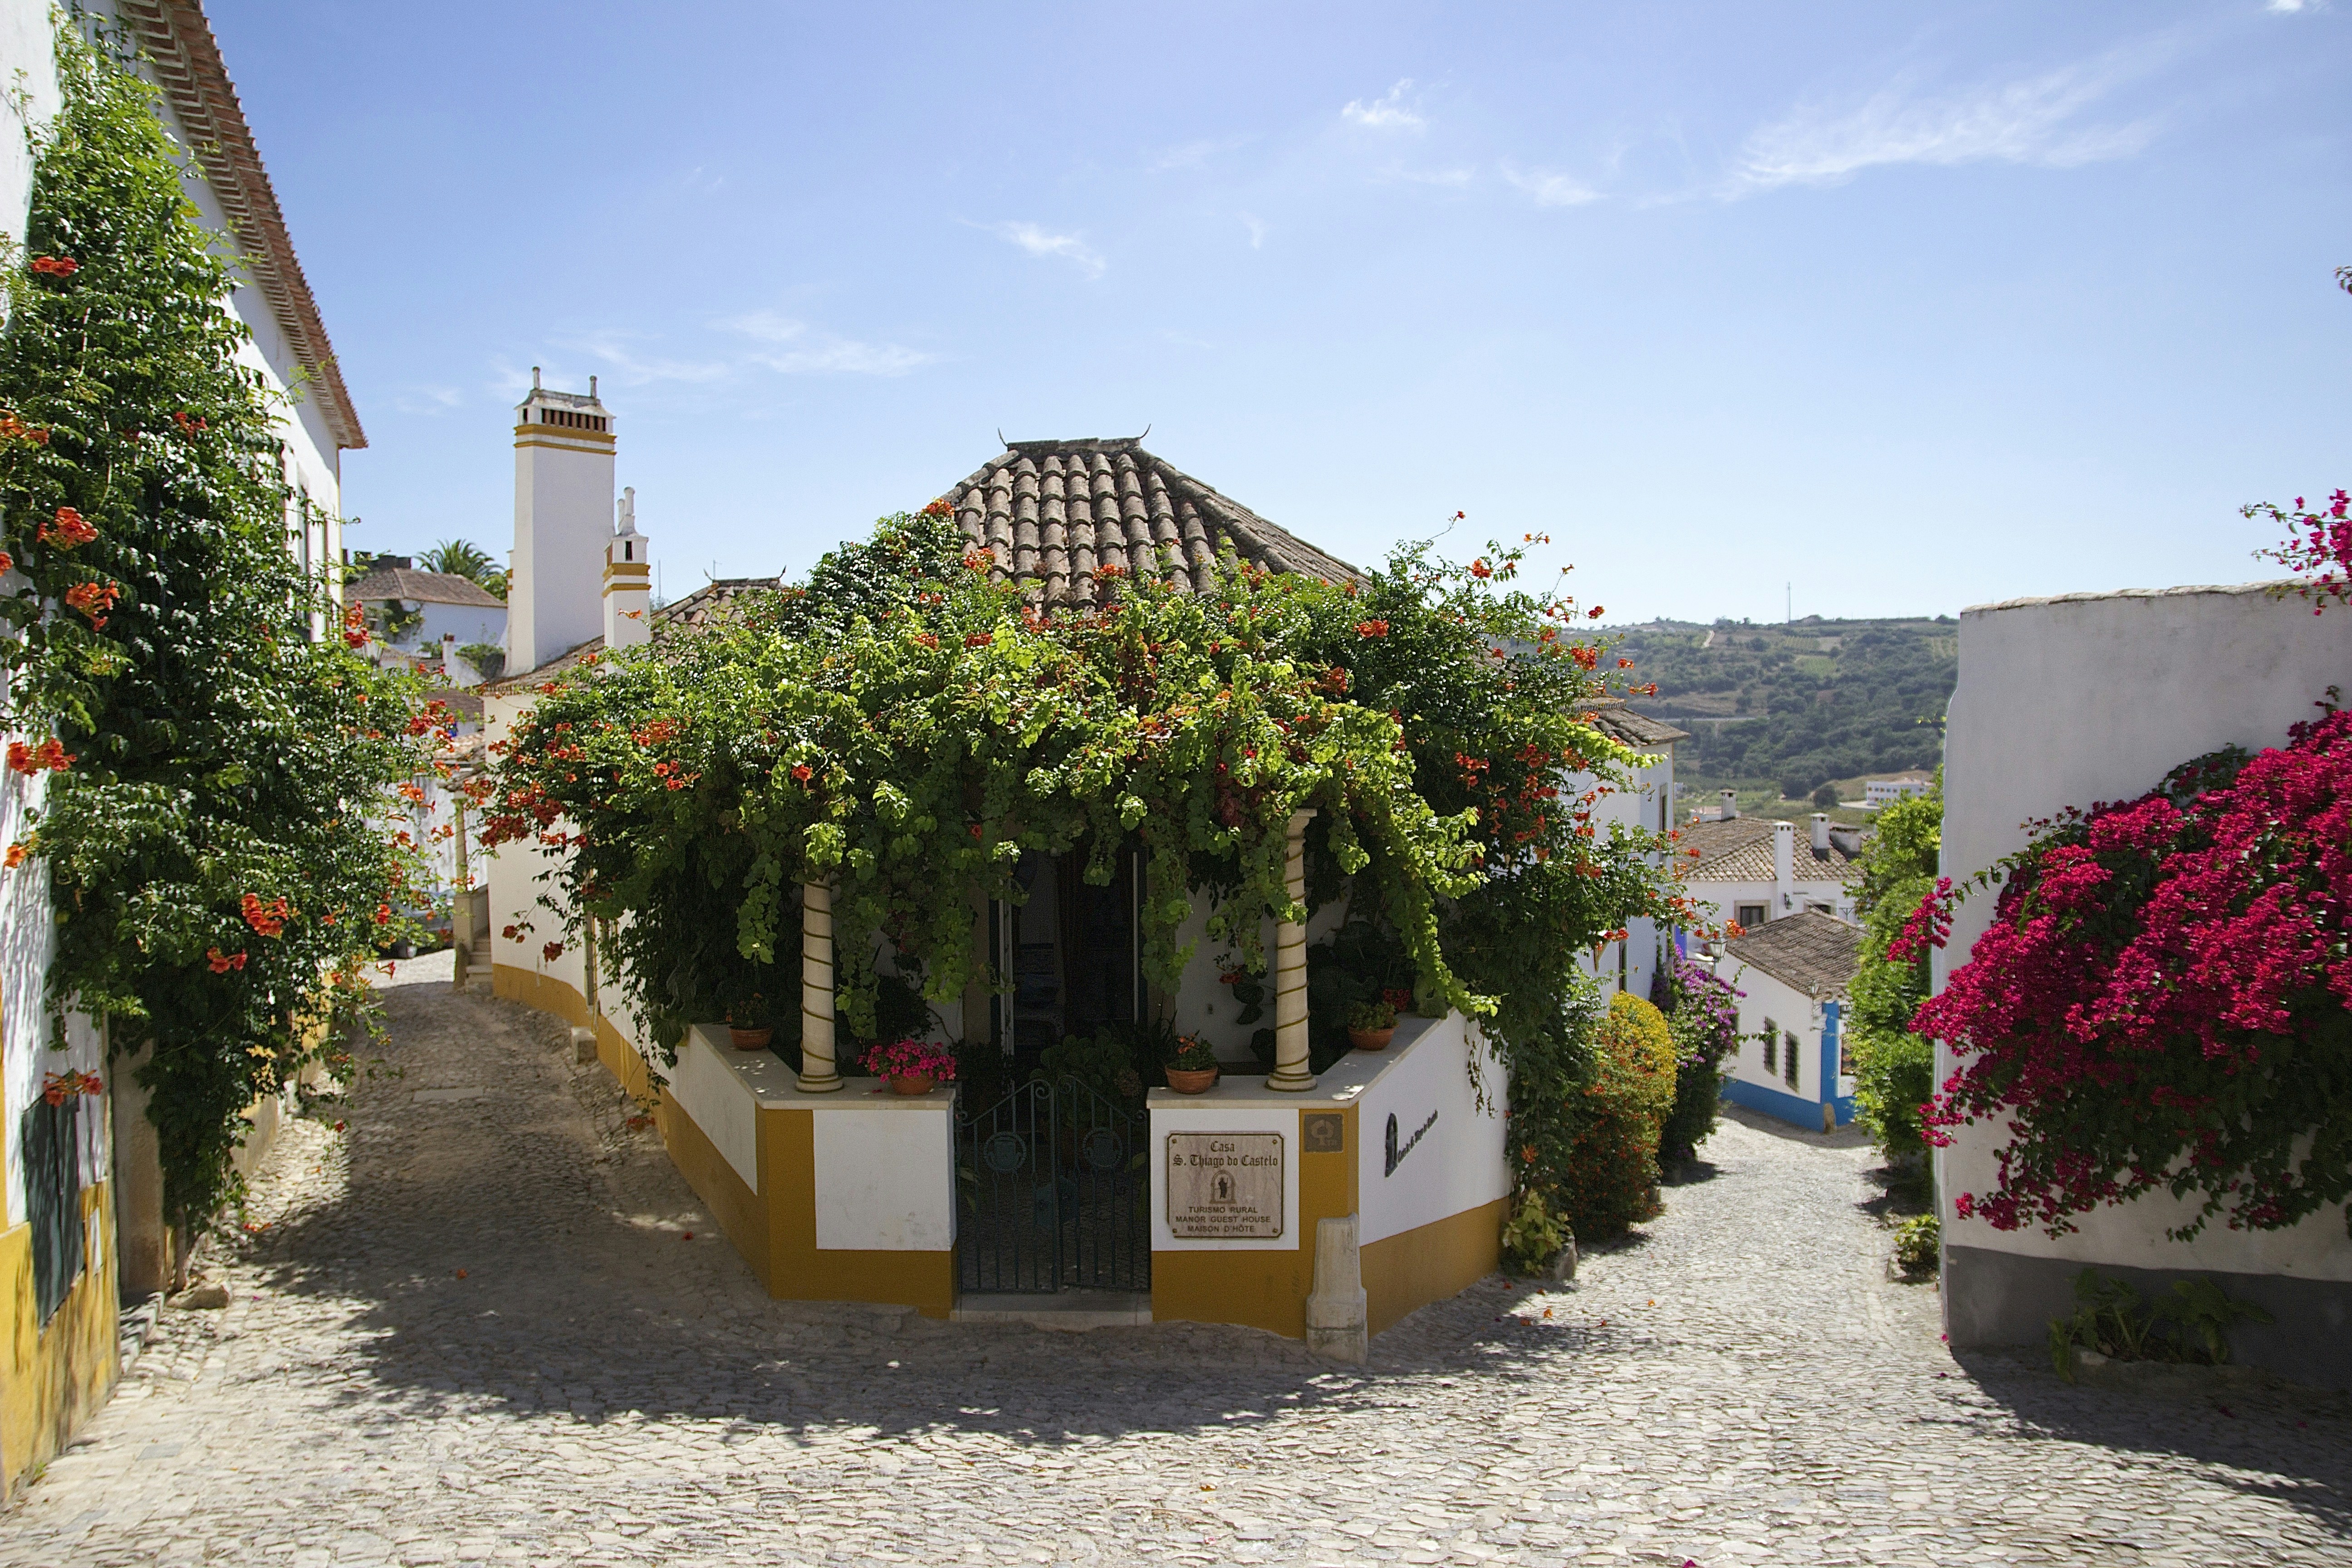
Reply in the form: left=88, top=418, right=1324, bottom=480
left=207, top=946, right=248, bottom=974
left=961, top=549, right=992, bottom=572
left=64, top=579, right=121, bottom=628
left=921, top=497, right=955, bottom=519
left=28, top=255, right=76, bottom=277
left=790, top=763, right=814, bottom=785
left=1469, top=559, right=1492, bottom=579
left=6, top=738, right=73, bottom=775
left=965, top=632, right=994, bottom=647
left=241, top=893, right=291, bottom=937
left=2, top=843, right=25, bottom=869
left=542, top=941, right=565, bottom=963
left=1356, top=620, right=1389, bottom=638
left=39, top=507, right=96, bottom=549
left=1588, top=605, right=1605, bottom=619
left=1570, top=646, right=1599, bottom=671
left=342, top=601, right=369, bottom=648
left=1096, top=561, right=1127, bottom=580
left=0, top=552, right=13, bottom=576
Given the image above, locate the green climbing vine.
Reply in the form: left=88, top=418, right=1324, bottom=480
left=0, top=22, right=434, bottom=1243
left=488, top=507, right=1715, bottom=1217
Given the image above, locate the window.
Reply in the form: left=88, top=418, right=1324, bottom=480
left=1784, top=1029, right=1801, bottom=1089
left=1761, top=1019, right=1777, bottom=1074
left=1838, top=1035, right=1854, bottom=1078
left=24, top=1096, right=83, bottom=1326
left=1735, top=903, right=1767, bottom=928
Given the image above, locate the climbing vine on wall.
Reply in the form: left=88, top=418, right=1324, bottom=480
left=0, top=23, right=434, bottom=1242
left=488, top=507, right=1715, bottom=1219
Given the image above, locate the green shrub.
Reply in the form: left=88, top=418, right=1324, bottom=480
left=1891, top=1213, right=1940, bottom=1274
left=1499, top=1190, right=1569, bottom=1277
left=1659, top=959, right=1740, bottom=1169
left=1852, top=1026, right=1936, bottom=1163
left=2047, top=1269, right=2274, bottom=1381
left=1556, top=992, right=1678, bottom=1240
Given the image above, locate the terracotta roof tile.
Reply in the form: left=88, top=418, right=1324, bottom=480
left=1681, top=817, right=1864, bottom=887
left=1722, top=910, right=1862, bottom=997
left=949, top=438, right=1362, bottom=608
left=347, top=567, right=505, bottom=608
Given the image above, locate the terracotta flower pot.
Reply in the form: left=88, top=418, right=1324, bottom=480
left=888, top=1072, right=936, bottom=1096
left=1348, top=1026, right=1396, bottom=1051
left=1165, top=1066, right=1219, bottom=1095
left=728, top=1026, right=774, bottom=1051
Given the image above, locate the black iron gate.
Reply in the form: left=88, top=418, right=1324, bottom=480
left=957, top=1077, right=1149, bottom=1294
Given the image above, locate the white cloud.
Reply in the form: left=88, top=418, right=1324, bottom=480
left=719, top=311, right=932, bottom=376
left=1387, top=166, right=1476, bottom=188
left=1732, top=58, right=2156, bottom=193
left=2268, top=0, right=2318, bottom=12
left=1501, top=164, right=1601, bottom=207
left=1154, top=135, right=1250, bottom=171
left=989, top=221, right=1106, bottom=279
left=392, top=385, right=464, bottom=416
left=1342, top=79, right=1425, bottom=131
left=560, top=330, right=734, bottom=385
left=1240, top=212, right=1267, bottom=248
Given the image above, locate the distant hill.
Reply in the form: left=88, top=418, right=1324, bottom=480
left=1607, top=616, right=1957, bottom=797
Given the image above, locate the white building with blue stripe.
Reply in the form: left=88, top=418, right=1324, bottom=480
left=1717, top=911, right=1861, bottom=1132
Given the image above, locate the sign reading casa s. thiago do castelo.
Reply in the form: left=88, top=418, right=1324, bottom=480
left=1165, top=1132, right=1284, bottom=1239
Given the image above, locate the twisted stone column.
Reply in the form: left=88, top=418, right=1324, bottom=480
left=798, top=881, right=843, bottom=1093
left=1265, top=808, right=1318, bottom=1092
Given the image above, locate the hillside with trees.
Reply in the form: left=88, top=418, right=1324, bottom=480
left=1608, top=617, right=1957, bottom=799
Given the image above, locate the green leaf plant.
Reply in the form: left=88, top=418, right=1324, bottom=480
left=0, top=21, right=438, bottom=1258
left=487, top=510, right=1716, bottom=1225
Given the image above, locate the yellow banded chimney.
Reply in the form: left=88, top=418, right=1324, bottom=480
left=605, top=486, right=652, bottom=651
left=510, top=368, right=614, bottom=675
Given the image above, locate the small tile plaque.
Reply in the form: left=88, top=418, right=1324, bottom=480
left=1302, top=1112, right=1345, bottom=1153
left=1165, top=1132, right=1284, bottom=1239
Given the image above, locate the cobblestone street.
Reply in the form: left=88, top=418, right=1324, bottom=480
left=7, top=956, right=2349, bottom=1567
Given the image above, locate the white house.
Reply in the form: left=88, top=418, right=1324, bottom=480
left=1717, top=911, right=1860, bottom=1131
left=1862, top=773, right=1934, bottom=807
left=1937, top=580, right=2352, bottom=1387
left=1680, top=797, right=1863, bottom=932
left=1576, top=701, right=1687, bottom=1002
left=345, top=558, right=507, bottom=685
left=476, top=420, right=1517, bottom=1350
left=0, top=0, right=366, bottom=1496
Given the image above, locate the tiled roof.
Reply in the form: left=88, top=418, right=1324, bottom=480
left=950, top=438, right=1362, bottom=610
left=1582, top=701, right=1689, bottom=750
left=1722, top=911, right=1861, bottom=998
left=484, top=578, right=773, bottom=693
left=115, top=2, right=364, bottom=451
left=1680, top=817, right=1864, bottom=887
left=492, top=439, right=1363, bottom=687
left=348, top=567, right=505, bottom=608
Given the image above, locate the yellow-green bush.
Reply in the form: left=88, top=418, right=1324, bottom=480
left=1557, top=993, right=1679, bottom=1240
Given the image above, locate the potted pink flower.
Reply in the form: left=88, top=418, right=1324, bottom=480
left=864, top=1039, right=957, bottom=1096
left=1163, top=1033, right=1220, bottom=1094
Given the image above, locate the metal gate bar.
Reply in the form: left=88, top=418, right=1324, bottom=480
left=956, top=1076, right=1148, bottom=1294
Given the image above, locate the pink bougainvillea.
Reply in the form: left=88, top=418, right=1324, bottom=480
left=1917, top=700, right=2352, bottom=1239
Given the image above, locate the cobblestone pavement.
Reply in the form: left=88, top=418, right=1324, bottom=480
left=8, top=955, right=2351, bottom=1567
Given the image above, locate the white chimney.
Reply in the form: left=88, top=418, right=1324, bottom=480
left=1719, top=789, right=1739, bottom=822
left=1772, top=820, right=1795, bottom=916
left=604, top=487, right=652, bottom=651
left=508, top=369, right=614, bottom=676
left=1810, top=812, right=1831, bottom=855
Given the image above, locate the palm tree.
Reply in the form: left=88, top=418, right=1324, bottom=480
left=420, top=538, right=506, bottom=601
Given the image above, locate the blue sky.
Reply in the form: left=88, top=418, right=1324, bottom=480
left=213, top=1, right=2348, bottom=622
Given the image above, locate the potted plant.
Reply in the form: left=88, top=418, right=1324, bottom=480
left=865, top=1039, right=957, bottom=1096
left=725, top=988, right=773, bottom=1050
left=1348, top=995, right=1398, bottom=1051
left=1164, top=1033, right=1220, bottom=1095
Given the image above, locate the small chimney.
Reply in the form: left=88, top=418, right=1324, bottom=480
left=1810, top=812, right=1831, bottom=855
left=603, top=485, right=652, bottom=651
left=1719, top=789, right=1739, bottom=822
left=1772, top=820, right=1795, bottom=916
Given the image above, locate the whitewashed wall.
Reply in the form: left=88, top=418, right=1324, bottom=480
left=1937, top=580, right=2352, bottom=1379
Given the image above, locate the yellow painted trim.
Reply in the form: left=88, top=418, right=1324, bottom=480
left=1152, top=1106, right=1356, bottom=1338
left=511, top=424, right=615, bottom=446
left=1361, top=1195, right=1508, bottom=1338
left=0, top=1182, right=120, bottom=1501
left=494, top=963, right=956, bottom=1318
left=760, top=1106, right=954, bottom=1318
